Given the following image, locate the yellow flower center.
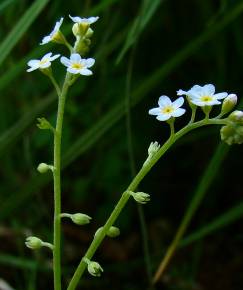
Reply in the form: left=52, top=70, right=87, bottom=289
left=71, top=63, right=84, bottom=69
left=40, top=59, right=48, bottom=65
left=162, top=106, right=173, bottom=114
left=201, top=95, right=213, bottom=102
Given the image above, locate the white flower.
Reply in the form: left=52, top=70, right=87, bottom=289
left=27, top=52, right=60, bottom=72
left=148, top=96, right=186, bottom=121
left=69, top=15, right=99, bottom=25
left=40, top=17, right=64, bottom=45
left=177, top=84, right=228, bottom=107
left=60, top=53, right=95, bottom=75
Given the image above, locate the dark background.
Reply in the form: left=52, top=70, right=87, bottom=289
left=0, top=0, right=243, bottom=289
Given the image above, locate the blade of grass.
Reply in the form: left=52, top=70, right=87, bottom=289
left=0, top=0, right=16, bottom=12
left=180, top=202, right=243, bottom=247
left=0, top=2, right=243, bottom=220
left=116, top=0, right=162, bottom=64
left=152, top=144, right=230, bottom=284
left=0, top=0, right=49, bottom=66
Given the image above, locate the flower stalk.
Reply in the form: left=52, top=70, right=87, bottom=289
left=66, top=116, right=229, bottom=290
left=53, top=72, right=72, bottom=290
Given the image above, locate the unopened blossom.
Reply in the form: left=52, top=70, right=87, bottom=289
left=149, top=96, right=186, bottom=121
left=27, top=52, right=60, bottom=72
left=40, top=17, right=64, bottom=45
left=60, top=53, right=95, bottom=75
left=69, top=15, right=99, bottom=25
left=177, top=84, right=228, bottom=107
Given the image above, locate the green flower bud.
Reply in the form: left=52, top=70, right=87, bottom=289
left=25, top=236, right=43, bottom=250
left=127, top=191, right=150, bottom=204
left=107, top=226, right=120, bottom=238
left=229, top=110, right=243, bottom=125
left=37, top=163, right=54, bottom=174
left=87, top=261, right=104, bottom=277
left=71, top=213, right=92, bottom=225
left=221, top=94, right=237, bottom=115
left=220, top=124, right=243, bottom=145
left=86, top=28, right=94, bottom=38
left=37, top=117, right=54, bottom=130
left=95, top=226, right=120, bottom=238
left=72, top=23, right=89, bottom=37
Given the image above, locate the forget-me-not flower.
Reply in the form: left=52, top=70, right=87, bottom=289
left=69, top=15, right=99, bottom=25
left=27, top=52, right=60, bottom=72
left=40, top=17, right=64, bottom=45
left=60, top=53, right=95, bottom=75
left=149, top=96, right=186, bottom=121
left=177, top=84, right=228, bottom=107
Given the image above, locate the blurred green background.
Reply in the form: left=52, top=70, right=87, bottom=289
left=0, top=0, right=243, bottom=289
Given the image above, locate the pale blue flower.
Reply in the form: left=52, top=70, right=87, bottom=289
left=27, top=52, right=60, bottom=72
left=177, top=84, right=228, bottom=107
left=149, top=96, right=186, bottom=121
left=61, top=53, right=95, bottom=75
left=40, top=17, right=64, bottom=45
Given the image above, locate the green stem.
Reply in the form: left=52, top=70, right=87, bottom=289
left=66, top=117, right=228, bottom=290
left=53, top=72, right=71, bottom=290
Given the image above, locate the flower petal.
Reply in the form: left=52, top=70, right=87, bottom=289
left=156, top=114, right=171, bottom=121
left=85, top=58, right=95, bottom=68
left=69, top=15, right=81, bottom=23
left=70, top=53, right=81, bottom=62
left=67, top=67, right=80, bottom=74
left=171, top=108, right=186, bottom=117
left=202, top=84, right=215, bottom=95
left=40, top=36, right=51, bottom=45
left=148, top=108, right=161, bottom=115
left=158, top=95, right=171, bottom=107
left=50, top=54, right=60, bottom=61
left=172, top=97, right=184, bottom=109
left=80, top=68, right=93, bottom=75
left=60, top=56, right=71, bottom=67
left=214, top=92, right=228, bottom=100
left=27, top=60, right=39, bottom=67
left=177, top=89, right=187, bottom=96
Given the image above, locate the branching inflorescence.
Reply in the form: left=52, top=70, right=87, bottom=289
left=25, top=14, right=243, bottom=290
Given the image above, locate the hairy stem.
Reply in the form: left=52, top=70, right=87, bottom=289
left=66, top=117, right=228, bottom=290
left=53, top=72, right=71, bottom=290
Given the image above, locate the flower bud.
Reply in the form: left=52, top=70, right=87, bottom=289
left=72, top=23, right=89, bottom=37
left=25, top=236, right=43, bottom=250
left=71, top=213, right=92, bottom=225
left=107, top=226, right=120, bottom=238
left=220, top=124, right=243, bottom=145
left=87, top=261, right=104, bottom=277
left=229, top=110, right=243, bottom=125
left=37, top=163, right=53, bottom=174
left=127, top=191, right=150, bottom=204
left=221, top=94, right=237, bottom=115
left=37, top=117, right=54, bottom=130
left=148, top=141, right=160, bottom=157
left=86, top=28, right=94, bottom=38
left=95, top=226, right=120, bottom=238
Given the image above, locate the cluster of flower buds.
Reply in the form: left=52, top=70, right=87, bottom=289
left=221, top=111, right=243, bottom=145
left=149, top=84, right=243, bottom=146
